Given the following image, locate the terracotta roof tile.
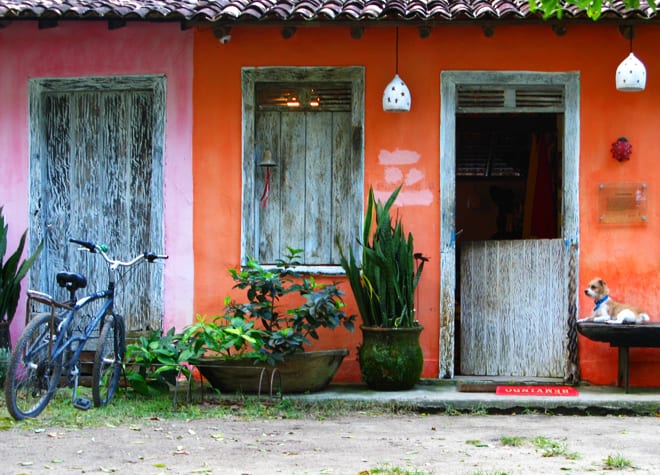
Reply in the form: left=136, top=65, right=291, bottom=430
left=0, top=0, right=657, bottom=22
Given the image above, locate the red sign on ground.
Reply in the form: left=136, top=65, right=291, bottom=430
left=496, top=386, right=579, bottom=397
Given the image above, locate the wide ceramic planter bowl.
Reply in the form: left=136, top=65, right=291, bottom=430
left=195, top=349, right=348, bottom=394
left=359, top=325, right=424, bottom=391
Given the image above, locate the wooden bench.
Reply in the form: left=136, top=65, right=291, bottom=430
left=577, top=322, right=660, bottom=392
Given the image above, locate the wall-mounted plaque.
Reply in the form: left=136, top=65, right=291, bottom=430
left=598, top=182, right=647, bottom=224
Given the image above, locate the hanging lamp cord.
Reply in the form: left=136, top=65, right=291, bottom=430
left=395, top=27, right=399, bottom=74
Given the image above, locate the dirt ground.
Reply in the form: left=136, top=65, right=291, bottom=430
left=1, top=413, right=659, bottom=475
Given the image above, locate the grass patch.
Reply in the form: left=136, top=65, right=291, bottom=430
left=468, top=405, right=489, bottom=416
left=604, top=453, right=633, bottom=469
left=365, top=464, right=429, bottom=475
left=442, top=404, right=463, bottom=416
left=0, top=383, right=420, bottom=429
left=466, top=439, right=489, bottom=447
left=500, top=436, right=525, bottom=447
left=531, top=436, right=580, bottom=460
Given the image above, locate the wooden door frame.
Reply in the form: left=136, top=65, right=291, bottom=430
left=28, top=75, right=166, bottom=329
left=241, top=66, right=365, bottom=269
left=439, top=71, right=580, bottom=379
left=28, top=75, right=166, bottom=288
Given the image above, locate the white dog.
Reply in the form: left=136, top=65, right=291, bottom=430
left=580, top=277, right=650, bottom=324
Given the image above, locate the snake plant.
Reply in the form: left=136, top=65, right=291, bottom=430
left=337, top=185, right=426, bottom=328
left=0, top=207, right=43, bottom=331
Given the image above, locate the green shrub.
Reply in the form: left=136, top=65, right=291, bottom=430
left=1, top=206, right=43, bottom=331
left=0, top=346, right=10, bottom=385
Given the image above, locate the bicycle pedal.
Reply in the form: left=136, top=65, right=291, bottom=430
left=73, top=397, right=92, bottom=410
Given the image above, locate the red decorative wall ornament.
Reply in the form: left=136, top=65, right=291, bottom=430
left=611, top=137, right=632, bottom=162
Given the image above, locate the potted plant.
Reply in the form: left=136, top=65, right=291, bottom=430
left=125, top=316, right=265, bottom=395
left=1, top=206, right=43, bottom=350
left=338, top=185, right=427, bottom=390
left=190, top=247, right=356, bottom=394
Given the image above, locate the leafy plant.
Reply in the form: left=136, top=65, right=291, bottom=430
left=223, top=247, right=355, bottom=364
left=120, top=317, right=269, bottom=395
left=125, top=328, right=197, bottom=395
left=0, top=206, right=43, bottom=345
left=180, top=314, right=267, bottom=361
left=125, top=247, right=356, bottom=388
left=337, top=185, right=427, bottom=328
left=528, top=0, right=653, bottom=21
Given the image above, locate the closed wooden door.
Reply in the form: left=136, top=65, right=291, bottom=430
left=29, top=77, right=165, bottom=333
left=460, top=239, right=568, bottom=377
left=254, top=107, right=355, bottom=264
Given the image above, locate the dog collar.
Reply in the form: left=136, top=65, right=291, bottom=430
left=594, top=295, right=609, bottom=311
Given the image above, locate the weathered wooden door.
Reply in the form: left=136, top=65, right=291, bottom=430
left=253, top=81, right=358, bottom=264
left=242, top=68, right=364, bottom=267
left=28, top=76, right=165, bottom=333
left=255, top=109, right=353, bottom=263
left=460, top=239, right=568, bottom=377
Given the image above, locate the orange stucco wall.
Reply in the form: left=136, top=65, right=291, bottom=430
left=193, top=24, right=660, bottom=385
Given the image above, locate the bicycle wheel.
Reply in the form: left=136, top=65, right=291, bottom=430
left=4, top=313, right=64, bottom=420
left=92, top=314, right=125, bottom=407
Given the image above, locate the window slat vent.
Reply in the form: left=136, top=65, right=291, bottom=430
left=256, top=82, right=351, bottom=112
left=516, top=89, right=564, bottom=109
left=458, top=86, right=564, bottom=112
left=457, top=88, right=505, bottom=109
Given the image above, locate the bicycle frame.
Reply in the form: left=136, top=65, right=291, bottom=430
left=42, top=240, right=154, bottom=375
left=26, top=244, right=160, bottom=382
left=51, top=288, right=115, bottom=375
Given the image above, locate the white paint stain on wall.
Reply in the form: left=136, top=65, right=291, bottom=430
left=379, top=148, right=420, bottom=165
left=405, top=168, right=425, bottom=186
left=378, top=149, right=434, bottom=206
left=384, top=167, right=403, bottom=183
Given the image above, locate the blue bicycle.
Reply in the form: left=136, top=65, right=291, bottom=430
left=4, top=239, right=167, bottom=420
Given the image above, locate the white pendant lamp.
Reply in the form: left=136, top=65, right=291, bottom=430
left=616, top=31, right=646, bottom=92
left=383, top=28, right=411, bottom=112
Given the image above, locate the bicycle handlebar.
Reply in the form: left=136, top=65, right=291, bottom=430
left=69, top=239, right=101, bottom=253
left=69, top=238, right=168, bottom=269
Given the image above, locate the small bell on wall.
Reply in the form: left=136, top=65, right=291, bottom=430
left=260, top=149, right=276, bottom=167
left=382, top=27, right=411, bottom=112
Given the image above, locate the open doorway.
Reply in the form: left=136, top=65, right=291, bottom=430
left=439, top=71, right=580, bottom=380
left=455, top=113, right=561, bottom=242
left=455, top=113, right=564, bottom=377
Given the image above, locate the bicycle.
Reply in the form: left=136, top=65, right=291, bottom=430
left=3, top=238, right=167, bottom=420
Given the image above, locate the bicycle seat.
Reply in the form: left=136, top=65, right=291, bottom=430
left=56, top=272, right=87, bottom=291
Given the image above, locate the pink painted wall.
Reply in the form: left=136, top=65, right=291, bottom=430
left=0, top=22, right=194, bottom=341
